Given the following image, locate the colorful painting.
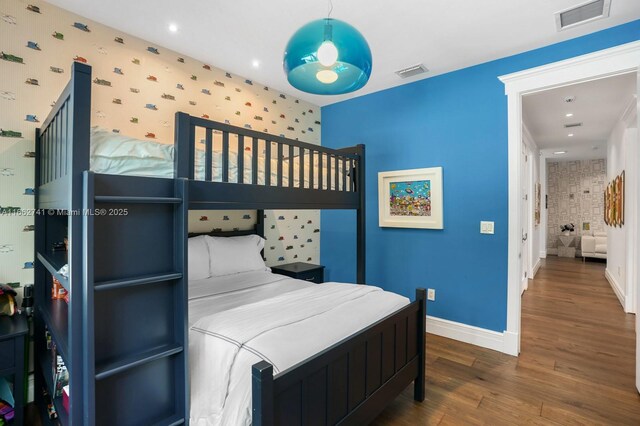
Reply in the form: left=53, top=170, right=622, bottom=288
left=379, top=167, right=443, bottom=229
left=604, top=171, right=625, bottom=228
left=616, top=171, right=624, bottom=227
left=389, top=180, right=431, bottom=217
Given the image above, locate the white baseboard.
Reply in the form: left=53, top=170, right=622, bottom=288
left=532, top=258, right=541, bottom=278
left=605, top=268, right=625, bottom=309
left=425, top=316, right=516, bottom=356
left=539, top=250, right=547, bottom=259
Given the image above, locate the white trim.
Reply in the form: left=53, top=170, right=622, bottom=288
left=499, top=40, right=640, bottom=95
left=425, top=316, right=515, bottom=355
left=499, top=40, right=640, bottom=358
left=540, top=250, right=547, bottom=258
left=532, top=258, right=541, bottom=278
left=605, top=268, right=626, bottom=309
left=620, top=95, right=638, bottom=126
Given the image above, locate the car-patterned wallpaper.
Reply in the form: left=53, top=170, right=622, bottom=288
left=0, top=0, right=321, bottom=289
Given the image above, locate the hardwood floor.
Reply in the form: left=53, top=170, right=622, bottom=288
left=372, top=256, right=640, bottom=425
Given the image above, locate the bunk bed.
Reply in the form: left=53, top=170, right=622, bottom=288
left=34, top=62, right=426, bottom=426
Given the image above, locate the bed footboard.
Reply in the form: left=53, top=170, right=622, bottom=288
left=252, top=288, right=426, bottom=425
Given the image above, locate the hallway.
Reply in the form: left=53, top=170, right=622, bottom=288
left=373, top=256, right=640, bottom=425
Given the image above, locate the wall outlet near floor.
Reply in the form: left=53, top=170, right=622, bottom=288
left=427, top=288, right=436, bottom=301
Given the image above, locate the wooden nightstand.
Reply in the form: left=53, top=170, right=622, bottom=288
left=271, top=262, right=325, bottom=283
left=0, top=314, right=28, bottom=426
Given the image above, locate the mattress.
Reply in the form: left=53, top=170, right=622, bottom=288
left=187, top=271, right=409, bottom=426
left=90, top=127, right=349, bottom=190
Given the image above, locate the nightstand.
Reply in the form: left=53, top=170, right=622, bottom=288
left=0, top=314, right=28, bottom=426
left=271, top=262, right=325, bottom=283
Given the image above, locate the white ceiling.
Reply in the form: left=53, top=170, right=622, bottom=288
left=46, top=0, right=640, bottom=107
left=523, top=73, right=637, bottom=161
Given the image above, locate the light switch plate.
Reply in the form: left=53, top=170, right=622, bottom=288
left=481, top=221, right=495, bottom=234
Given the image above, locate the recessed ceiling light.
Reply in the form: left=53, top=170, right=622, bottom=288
left=568, top=133, right=574, bottom=137
left=566, top=113, right=574, bottom=117
left=169, top=23, right=178, bottom=33
left=252, top=59, right=260, bottom=68
left=554, top=151, right=567, bottom=155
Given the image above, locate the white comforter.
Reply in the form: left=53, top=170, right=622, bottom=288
left=188, top=278, right=409, bottom=426
left=90, top=127, right=348, bottom=190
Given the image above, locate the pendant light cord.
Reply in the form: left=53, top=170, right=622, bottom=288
left=327, top=0, right=333, bottom=18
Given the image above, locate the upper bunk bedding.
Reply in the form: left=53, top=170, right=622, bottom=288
left=90, top=127, right=347, bottom=189
left=188, top=271, right=409, bottom=426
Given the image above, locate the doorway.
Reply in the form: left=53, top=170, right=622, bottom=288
left=499, top=41, right=640, bottom=393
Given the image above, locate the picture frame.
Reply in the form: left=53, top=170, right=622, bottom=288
left=617, top=170, right=624, bottom=227
left=378, top=167, right=443, bottom=229
left=604, top=171, right=625, bottom=228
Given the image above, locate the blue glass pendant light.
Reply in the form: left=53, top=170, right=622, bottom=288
left=284, top=15, right=372, bottom=95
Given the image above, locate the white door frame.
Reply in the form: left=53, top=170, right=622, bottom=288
left=499, top=40, right=640, bottom=356
left=520, top=139, right=531, bottom=294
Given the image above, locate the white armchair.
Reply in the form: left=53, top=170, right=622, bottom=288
left=581, top=231, right=607, bottom=260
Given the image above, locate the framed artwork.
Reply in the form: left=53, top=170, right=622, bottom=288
left=604, top=171, right=625, bottom=228
left=378, top=167, right=443, bottom=229
left=534, top=182, right=541, bottom=226
left=615, top=171, right=624, bottom=227
left=604, top=183, right=611, bottom=226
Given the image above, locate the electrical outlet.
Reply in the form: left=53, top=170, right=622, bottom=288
left=427, top=288, right=436, bottom=301
left=480, top=221, right=495, bottom=234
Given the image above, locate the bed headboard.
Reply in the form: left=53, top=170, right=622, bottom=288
left=188, top=224, right=262, bottom=239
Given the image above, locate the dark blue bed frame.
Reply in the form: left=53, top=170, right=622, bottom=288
left=33, top=62, right=425, bottom=425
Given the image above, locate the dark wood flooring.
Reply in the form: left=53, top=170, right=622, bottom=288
left=372, top=256, right=640, bottom=425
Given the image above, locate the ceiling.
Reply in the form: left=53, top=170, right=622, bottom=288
left=523, top=72, right=637, bottom=161
left=46, top=0, right=640, bottom=107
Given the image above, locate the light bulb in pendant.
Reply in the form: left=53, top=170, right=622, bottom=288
left=316, top=69, right=338, bottom=84
left=317, top=41, right=338, bottom=67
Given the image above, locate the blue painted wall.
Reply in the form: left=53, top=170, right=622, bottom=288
left=321, top=20, right=640, bottom=333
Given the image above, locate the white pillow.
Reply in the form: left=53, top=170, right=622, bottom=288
left=188, top=236, right=211, bottom=280
left=205, top=235, right=268, bottom=277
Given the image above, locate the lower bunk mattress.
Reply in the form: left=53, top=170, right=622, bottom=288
left=187, top=271, right=409, bottom=426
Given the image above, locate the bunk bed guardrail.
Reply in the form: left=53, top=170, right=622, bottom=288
left=37, top=62, right=91, bottom=209
left=174, top=112, right=364, bottom=210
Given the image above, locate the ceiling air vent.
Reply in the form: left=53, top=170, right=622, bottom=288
left=564, top=122, right=583, bottom=128
left=395, top=64, right=428, bottom=79
left=555, top=0, right=611, bottom=31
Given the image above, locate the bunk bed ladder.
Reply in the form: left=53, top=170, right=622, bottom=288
left=83, top=171, right=189, bottom=426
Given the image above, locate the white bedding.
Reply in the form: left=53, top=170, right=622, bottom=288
left=90, top=127, right=349, bottom=190
left=188, top=271, right=409, bottom=426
